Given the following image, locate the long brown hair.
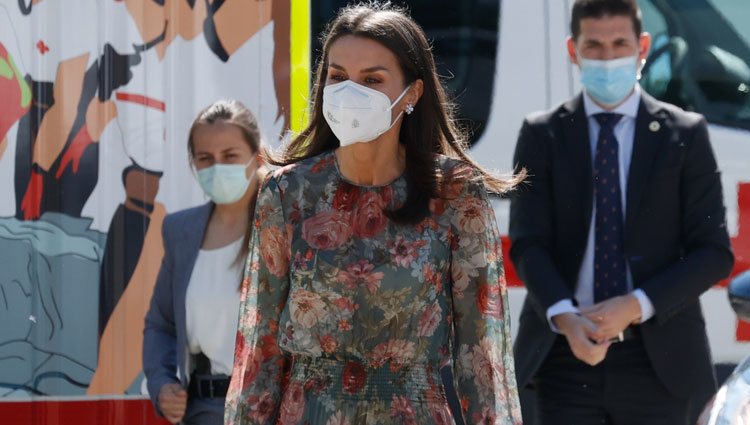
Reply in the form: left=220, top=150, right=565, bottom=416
left=269, top=2, right=523, bottom=224
left=188, top=99, right=265, bottom=266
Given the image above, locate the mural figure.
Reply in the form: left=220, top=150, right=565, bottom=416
left=0, top=0, right=291, bottom=398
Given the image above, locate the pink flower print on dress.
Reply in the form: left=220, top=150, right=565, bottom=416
left=290, top=289, right=328, bottom=329
left=418, top=302, right=442, bottom=337
left=369, top=339, right=416, bottom=368
left=476, top=284, right=503, bottom=320
left=338, top=319, right=352, bottom=331
left=469, top=337, right=504, bottom=395
left=351, top=192, right=388, bottom=238
left=248, top=391, right=275, bottom=424
left=331, top=296, right=358, bottom=313
left=278, top=382, right=306, bottom=425
left=426, top=386, right=454, bottom=425
left=259, top=225, right=290, bottom=278
left=302, top=210, right=352, bottom=250
left=337, top=260, right=384, bottom=294
left=390, top=395, right=418, bottom=425
left=451, top=265, right=470, bottom=300
left=388, top=236, right=426, bottom=268
left=453, top=197, right=488, bottom=234
left=319, top=334, right=338, bottom=354
left=239, top=349, right=262, bottom=388
left=332, top=183, right=361, bottom=212
left=421, top=263, right=443, bottom=292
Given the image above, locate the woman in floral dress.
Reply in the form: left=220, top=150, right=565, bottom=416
left=225, top=3, right=523, bottom=425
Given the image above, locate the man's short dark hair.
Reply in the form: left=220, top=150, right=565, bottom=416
left=571, top=0, right=643, bottom=41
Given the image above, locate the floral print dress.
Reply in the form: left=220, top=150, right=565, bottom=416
left=225, top=151, right=522, bottom=425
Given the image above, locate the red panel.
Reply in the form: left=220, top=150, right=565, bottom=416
left=733, top=183, right=750, bottom=341
left=0, top=399, right=170, bottom=425
left=732, top=183, right=750, bottom=277
left=737, top=320, right=750, bottom=341
left=501, top=236, right=522, bottom=287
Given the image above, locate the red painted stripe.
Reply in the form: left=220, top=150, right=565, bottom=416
left=20, top=169, right=43, bottom=220
left=0, top=399, right=169, bottom=425
left=115, top=92, right=166, bottom=112
left=56, top=125, right=93, bottom=179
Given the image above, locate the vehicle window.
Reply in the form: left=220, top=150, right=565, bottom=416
left=639, top=1, right=672, bottom=98
left=311, top=0, right=501, bottom=145
left=708, top=0, right=750, bottom=43
left=639, top=0, right=750, bottom=130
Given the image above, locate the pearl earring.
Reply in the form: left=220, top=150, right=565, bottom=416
left=405, top=103, right=414, bottom=115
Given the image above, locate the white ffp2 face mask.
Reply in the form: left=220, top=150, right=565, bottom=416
left=322, top=80, right=411, bottom=146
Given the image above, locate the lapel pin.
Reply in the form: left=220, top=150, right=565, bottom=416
left=649, top=121, right=660, bottom=132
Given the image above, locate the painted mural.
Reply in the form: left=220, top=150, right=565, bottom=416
left=0, top=0, right=291, bottom=399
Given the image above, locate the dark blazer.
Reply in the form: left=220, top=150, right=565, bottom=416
left=143, top=202, right=215, bottom=417
left=509, top=92, right=734, bottom=399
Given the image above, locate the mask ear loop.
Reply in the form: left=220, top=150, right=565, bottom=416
left=383, top=84, right=413, bottom=132
left=388, top=84, right=413, bottom=112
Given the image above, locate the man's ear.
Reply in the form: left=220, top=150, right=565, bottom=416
left=638, top=32, right=652, bottom=65
left=567, top=36, right=579, bottom=66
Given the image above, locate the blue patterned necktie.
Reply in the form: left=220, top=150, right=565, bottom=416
left=593, top=113, right=627, bottom=303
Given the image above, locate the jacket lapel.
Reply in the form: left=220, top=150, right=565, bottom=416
left=175, top=202, right=214, bottom=302
left=182, top=202, right=214, bottom=271
left=561, top=95, right=595, bottom=242
left=626, top=93, right=665, bottom=233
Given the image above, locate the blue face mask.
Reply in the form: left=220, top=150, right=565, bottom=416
left=196, top=158, right=256, bottom=204
left=579, top=55, right=639, bottom=106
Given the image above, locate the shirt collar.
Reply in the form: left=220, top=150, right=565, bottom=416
left=583, top=84, right=641, bottom=119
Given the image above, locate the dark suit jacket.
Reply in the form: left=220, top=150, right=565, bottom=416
left=143, top=202, right=216, bottom=418
left=509, top=92, right=734, bottom=399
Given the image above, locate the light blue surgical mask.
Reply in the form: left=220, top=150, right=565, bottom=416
left=579, top=55, right=639, bottom=106
left=196, top=158, right=256, bottom=204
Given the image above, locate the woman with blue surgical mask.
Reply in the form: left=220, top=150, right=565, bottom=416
left=143, top=100, right=265, bottom=425
left=225, top=3, right=524, bottom=425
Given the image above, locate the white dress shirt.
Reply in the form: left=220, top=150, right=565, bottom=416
left=546, top=86, right=656, bottom=331
left=185, top=238, right=244, bottom=375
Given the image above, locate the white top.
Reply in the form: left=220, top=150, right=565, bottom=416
left=546, top=85, right=656, bottom=331
left=185, top=237, right=244, bottom=375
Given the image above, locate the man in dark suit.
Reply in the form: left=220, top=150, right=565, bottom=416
left=509, top=0, right=734, bottom=424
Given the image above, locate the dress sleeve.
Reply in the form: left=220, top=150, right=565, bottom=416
left=225, top=174, right=292, bottom=425
left=449, top=175, right=522, bottom=425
